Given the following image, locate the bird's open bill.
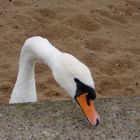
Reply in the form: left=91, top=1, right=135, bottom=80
left=76, top=93, right=100, bottom=126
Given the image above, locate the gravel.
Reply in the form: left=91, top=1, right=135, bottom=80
left=0, top=96, right=139, bottom=140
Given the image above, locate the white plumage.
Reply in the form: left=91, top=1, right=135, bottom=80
left=9, top=36, right=95, bottom=103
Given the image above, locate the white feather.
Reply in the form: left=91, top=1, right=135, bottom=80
left=9, top=36, right=95, bottom=103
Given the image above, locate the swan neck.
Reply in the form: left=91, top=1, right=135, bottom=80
left=9, top=37, right=62, bottom=103
left=9, top=57, right=36, bottom=103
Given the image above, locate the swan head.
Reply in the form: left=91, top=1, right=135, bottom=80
left=52, top=53, right=100, bottom=126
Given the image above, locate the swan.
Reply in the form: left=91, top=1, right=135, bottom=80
left=9, top=36, right=100, bottom=126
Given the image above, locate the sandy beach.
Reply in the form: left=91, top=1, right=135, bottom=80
left=0, top=0, right=140, bottom=103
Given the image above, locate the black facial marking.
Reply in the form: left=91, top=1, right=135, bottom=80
left=86, top=94, right=90, bottom=106
left=74, top=78, right=96, bottom=102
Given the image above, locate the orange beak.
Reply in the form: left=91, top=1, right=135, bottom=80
left=76, top=93, right=100, bottom=126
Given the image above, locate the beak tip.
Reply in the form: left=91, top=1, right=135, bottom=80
left=88, top=113, right=100, bottom=126
left=87, top=114, right=100, bottom=126
left=75, top=93, right=100, bottom=127
left=95, top=118, right=100, bottom=126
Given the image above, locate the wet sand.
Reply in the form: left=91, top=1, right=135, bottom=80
left=0, top=0, right=140, bottom=103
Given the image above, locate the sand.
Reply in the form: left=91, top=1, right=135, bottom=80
left=0, top=96, right=139, bottom=140
left=0, top=0, right=140, bottom=103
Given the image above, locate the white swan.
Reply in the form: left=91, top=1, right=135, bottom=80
left=9, top=36, right=100, bottom=126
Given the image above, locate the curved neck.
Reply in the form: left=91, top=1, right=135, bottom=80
left=9, top=37, right=61, bottom=103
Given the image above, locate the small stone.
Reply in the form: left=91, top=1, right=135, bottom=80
left=107, top=31, right=110, bottom=34
left=136, top=82, right=138, bottom=86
